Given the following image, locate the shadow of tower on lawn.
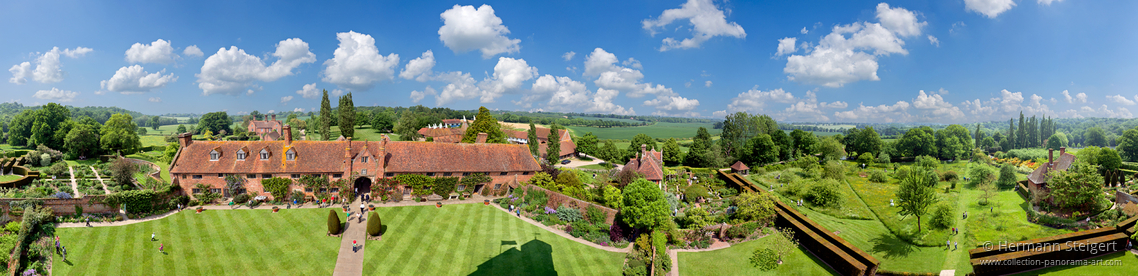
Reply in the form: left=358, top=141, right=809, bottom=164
left=469, top=238, right=556, bottom=276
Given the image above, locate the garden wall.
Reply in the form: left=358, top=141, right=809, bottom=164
left=0, top=195, right=117, bottom=216
left=1116, top=191, right=1138, bottom=206
left=525, top=185, right=618, bottom=225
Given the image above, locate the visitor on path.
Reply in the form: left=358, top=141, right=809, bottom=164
left=62, top=246, right=67, bottom=261
left=353, top=240, right=358, bottom=252
left=947, top=240, right=951, bottom=249
left=85, top=216, right=91, bottom=227
left=55, top=239, right=60, bottom=254
left=516, top=208, right=520, bottom=217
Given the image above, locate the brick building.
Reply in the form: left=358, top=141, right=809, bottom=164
left=247, top=115, right=283, bottom=141
left=417, top=119, right=577, bottom=159
left=622, top=144, right=663, bottom=185
left=170, top=126, right=541, bottom=201
left=1026, top=147, right=1076, bottom=196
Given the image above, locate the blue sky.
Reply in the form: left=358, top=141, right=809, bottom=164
left=3, top=0, right=1136, bottom=123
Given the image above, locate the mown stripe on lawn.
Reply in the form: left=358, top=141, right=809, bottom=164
left=445, top=205, right=481, bottom=275
left=383, top=206, right=425, bottom=276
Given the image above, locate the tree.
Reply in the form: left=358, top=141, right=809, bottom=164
left=462, top=107, right=507, bottom=143
left=621, top=178, right=671, bottom=230
left=770, top=227, right=799, bottom=264
left=978, top=180, right=997, bottom=206
left=527, top=122, right=539, bottom=157
left=196, top=111, right=232, bottom=135
left=371, top=110, right=395, bottom=132
left=1098, top=147, right=1122, bottom=185
left=897, top=166, right=939, bottom=232
left=981, top=137, right=997, bottom=151
left=547, top=124, right=562, bottom=162
left=527, top=172, right=555, bottom=190
left=741, top=134, right=778, bottom=166
left=262, top=177, right=292, bottom=201
left=818, top=136, right=846, bottom=161
left=598, top=139, right=620, bottom=163
left=64, top=124, right=100, bottom=157
left=320, top=89, right=332, bottom=140
left=176, top=124, right=187, bottom=134
left=662, top=138, right=682, bottom=165
left=627, top=133, right=658, bottom=158
left=790, top=129, right=817, bottom=157
left=899, top=126, right=936, bottom=157
left=150, top=116, right=161, bottom=130
left=393, top=110, right=421, bottom=141
left=602, top=185, right=623, bottom=209
left=100, top=113, right=142, bottom=155
left=1117, top=129, right=1138, bottom=162
left=853, top=127, right=884, bottom=156
left=733, top=192, right=777, bottom=224
left=367, top=212, right=382, bottom=236
left=328, top=209, right=342, bottom=234
left=575, top=132, right=599, bottom=157
left=1047, top=133, right=1069, bottom=152
left=685, top=127, right=714, bottom=167
left=110, top=157, right=137, bottom=189
left=1049, top=161, right=1104, bottom=210
left=137, top=127, right=147, bottom=136
left=1085, top=127, right=1108, bottom=147
left=936, top=125, right=973, bottom=160
left=6, top=110, right=34, bottom=146
left=338, top=92, right=356, bottom=139
left=995, top=164, right=1017, bottom=189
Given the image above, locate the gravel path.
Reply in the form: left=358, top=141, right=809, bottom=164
left=89, top=166, right=110, bottom=195
left=68, top=166, right=79, bottom=196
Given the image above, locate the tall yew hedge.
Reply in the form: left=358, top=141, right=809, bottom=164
left=367, top=212, right=381, bottom=236
left=328, top=209, right=341, bottom=235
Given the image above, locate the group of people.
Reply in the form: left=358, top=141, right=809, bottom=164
left=55, top=236, right=68, bottom=261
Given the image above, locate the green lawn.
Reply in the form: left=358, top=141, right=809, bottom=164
left=0, top=175, right=22, bottom=182
left=308, top=125, right=400, bottom=142
left=363, top=204, right=624, bottom=275
left=846, top=171, right=957, bottom=246
left=564, top=122, right=721, bottom=140
left=579, top=164, right=612, bottom=170
left=679, top=234, right=837, bottom=275
left=52, top=209, right=342, bottom=275
left=961, top=188, right=1071, bottom=249
left=793, top=206, right=953, bottom=273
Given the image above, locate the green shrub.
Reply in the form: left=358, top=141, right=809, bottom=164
left=233, top=194, right=251, bottom=204
left=930, top=202, right=954, bottom=229
left=868, top=170, right=888, bottom=183
left=726, top=222, right=760, bottom=239
left=750, top=248, right=778, bottom=271
left=367, top=212, right=381, bottom=236
left=807, top=179, right=842, bottom=207
left=586, top=206, right=606, bottom=224
left=524, top=188, right=548, bottom=206
left=557, top=205, right=582, bottom=222
left=652, top=231, right=670, bottom=273
left=683, top=185, right=709, bottom=203
left=941, top=171, right=959, bottom=182
left=916, top=155, right=939, bottom=168
left=104, top=190, right=158, bottom=214
left=822, top=161, right=845, bottom=180
left=622, top=259, right=647, bottom=276
left=327, top=209, right=341, bottom=234
left=569, top=220, right=594, bottom=238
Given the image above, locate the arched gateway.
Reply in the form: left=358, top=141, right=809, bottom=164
left=354, top=176, right=372, bottom=196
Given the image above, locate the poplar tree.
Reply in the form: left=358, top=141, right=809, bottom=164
left=320, top=89, right=332, bottom=140
left=338, top=92, right=355, bottom=139
left=528, top=122, right=539, bottom=157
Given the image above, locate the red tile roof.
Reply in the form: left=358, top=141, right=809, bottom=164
left=731, top=161, right=749, bottom=171
left=382, top=141, right=541, bottom=173
left=171, top=140, right=348, bottom=174
left=624, top=148, right=663, bottom=181
left=1028, top=152, right=1076, bottom=185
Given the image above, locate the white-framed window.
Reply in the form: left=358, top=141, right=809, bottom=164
left=210, top=150, right=220, bottom=161
left=286, top=149, right=296, bottom=161
left=236, top=150, right=246, bottom=160
left=260, top=149, right=270, bottom=160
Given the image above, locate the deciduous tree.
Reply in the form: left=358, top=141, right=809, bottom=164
left=1049, top=161, right=1104, bottom=210
left=621, top=178, right=671, bottom=230
left=897, top=167, right=939, bottom=232
left=100, top=113, right=142, bottom=155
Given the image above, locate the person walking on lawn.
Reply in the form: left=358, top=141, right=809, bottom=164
left=151, top=232, right=156, bottom=241
left=159, top=243, right=164, bottom=253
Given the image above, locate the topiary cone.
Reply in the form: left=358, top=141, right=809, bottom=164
left=328, top=209, right=342, bottom=234
left=367, top=212, right=382, bottom=236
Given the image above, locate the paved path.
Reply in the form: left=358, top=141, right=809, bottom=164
left=57, top=209, right=181, bottom=228
left=67, top=166, right=79, bottom=196
left=941, top=188, right=970, bottom=272
left=332, top=198, right=368, bottom=276
left=90, top=166, right=110, bottom=195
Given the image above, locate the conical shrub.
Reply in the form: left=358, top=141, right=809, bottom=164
left=328, top=209, right=342, bottom=234
left=367, top=212, right=382, bottom=236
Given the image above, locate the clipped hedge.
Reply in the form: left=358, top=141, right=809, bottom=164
left=328, top=209, right=341, bottom=235
left=367, top=212, right=381, bottom=236
left=104, top=190, right=158, bottom=215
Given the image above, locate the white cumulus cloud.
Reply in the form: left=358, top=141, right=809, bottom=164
left=642, top=0, right=746, bottom=51
left=296, top=83, right=320, bottom=99
left=1107, top=94, right=1136, bottom=105
left=523, top=75, right=634, bottom=115
left=582, top=48, right=698, bottom=115
left=322, top=31, right=400, bottom=91
left=196, top=38, right=316, bottom=95
left=928, top=35, right=940, bottom=47
left=183, top=45, right=204, bottom=57
left=562, top=51, right=576, bottom=61
left=410, top=86, right=437, bottom=103
left=1038, top=0, right=1063, bottom=6
left=148, top=97, right=161, bottom=103
left=705, top=81, right=712, bottom=87
left=782, top=3, right=925, bottom=87
left=281, top=96, right=293, bottom=104
left=965, top=0, right=1017, bottom=18
left=776, top=37, right=798, bottom=56
left=100, top=65, right=178, bottom=94
left=9, top=46, right=92, bottom=84
left=1061, top=90, right=1087, bottom=103
left=726, top=88, right=797, bottom=113
left=478, top=57, right=538, bottom=102
left=399, top=50, right=435, bottom=82
left=125, top=39, right=176, bottom=64
left=33, top=87, right=78, bottom=102
left=438, top=4, right=521, bottom=59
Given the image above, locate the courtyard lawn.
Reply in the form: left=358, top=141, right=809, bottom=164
left=961, top=188, right=1072, bottom=249
left=363, top=204, right=624, bottom=276
left=52, top=209, right=342, bottom=276
left=846, top=172, right=958, bottom=246
left=679, top=234, right=837, bottom=276
left=792, top=206, right=954, bottom=273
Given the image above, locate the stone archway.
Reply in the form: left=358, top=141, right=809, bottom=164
left=354, top=176, right=372, bottom=196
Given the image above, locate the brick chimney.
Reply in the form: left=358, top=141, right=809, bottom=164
left=1048, top=148, right=1054, bottom=166
left=476, top=132, right=488, bottom=144
left=178, top=133, right=193, bottom=148
left=1060, top=147, right=1066, bottom=157
left=272, top=114, right=276, bottom=121
left=283, top=125, right=292, bottom=145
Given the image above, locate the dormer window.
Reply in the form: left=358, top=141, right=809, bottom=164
left=236, top=150, right=246, bottom=160
left=286, top=149, right=296, bottom=161
left=260, top=149, right=270, bottom=160
left=210, top=150, right=220, bottom=161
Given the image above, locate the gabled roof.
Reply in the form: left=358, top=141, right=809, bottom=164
left=382, top=141, right=541, bottom=173
left=537, top=140, right=577, bottom=157
left=251, top=120, right=281, bottom=129
left=624, top=148, right=663, bottom=181
left=263, top=131, right=281, bottom=141
left=171, top=140, right=347, bottom=174
left=731, top=161, right=749, bottom=171
left=1028, top=152, right=1077, bottom=185
left=505, top=128, right=570, bottom=141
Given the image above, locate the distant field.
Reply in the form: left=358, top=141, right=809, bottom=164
left=570, top=116, right=643, bottom=123
left=786, top=130, right=842, bottom=137
left=791, top=124, right=855, bottom=130
left=565, top=122, right=721, bottom=140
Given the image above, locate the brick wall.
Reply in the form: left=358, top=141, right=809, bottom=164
left=524, top=185, right=618, bottom=225
left=0, top=196, right=116, bottom=216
